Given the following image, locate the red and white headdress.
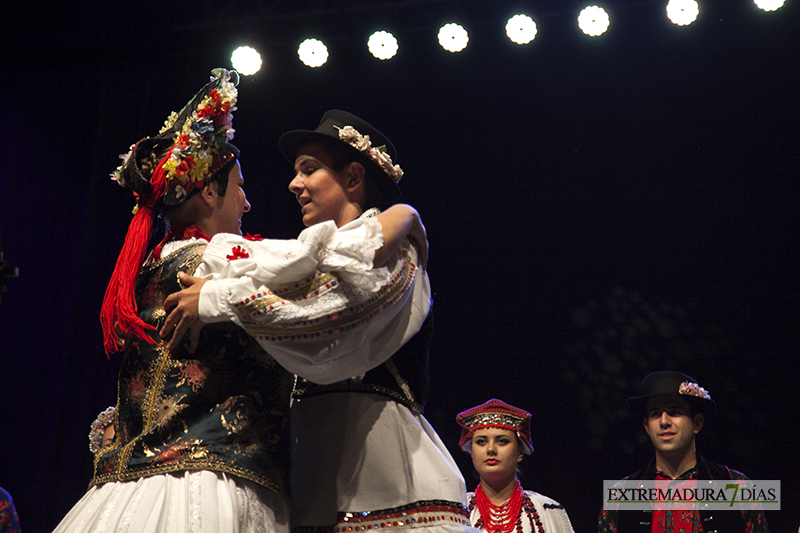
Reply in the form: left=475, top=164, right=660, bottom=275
left=455, top=399, right=534, bottom=455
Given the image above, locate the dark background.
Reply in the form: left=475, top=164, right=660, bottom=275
left=1, top=1, right=797, bottom=531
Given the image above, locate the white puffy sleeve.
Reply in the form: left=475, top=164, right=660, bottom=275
left=194, top=217, right=432, bottom=384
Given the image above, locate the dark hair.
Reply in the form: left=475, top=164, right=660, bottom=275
left=321, top=140, right=384, bottom=209
left=212, top=157, right=236, bottom=197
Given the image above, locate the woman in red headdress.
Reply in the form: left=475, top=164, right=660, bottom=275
left=456, top=400, right=576, bottom=533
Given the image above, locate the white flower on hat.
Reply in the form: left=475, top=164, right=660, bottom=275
left=160, top=112, right=180, bottom=134
left=335, top=125, right=403, bottom=182
left=111, top=144, right=137, bottom=185
left=679, top=381, right=711, bottom=400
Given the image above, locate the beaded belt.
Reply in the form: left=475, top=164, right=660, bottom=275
left=293, top=500, right=472, bottom=533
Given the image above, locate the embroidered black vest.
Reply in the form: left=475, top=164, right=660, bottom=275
left=615, top=457, right=747, bottom=533
left=292, top=309, right=433, bottom=413
left=91, top=243, right=294, bottom=499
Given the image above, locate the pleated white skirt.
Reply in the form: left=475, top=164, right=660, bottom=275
left=53, top=470, right=290, bottom=533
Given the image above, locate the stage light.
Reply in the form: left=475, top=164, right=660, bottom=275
left=578, top=6, right=610, bottom=36
left=368, top=31, right=398, bottom=60
left=506, top=14, right=537, bottom=45
left=298, top=38, right=329, bottom=67
left=754, top=0, right=784, bottom=10
left=230, top=46, right=262, bottom=76
left=437, top=23, right=469, bottom=52
left=666, top=0, right=699, bottom=25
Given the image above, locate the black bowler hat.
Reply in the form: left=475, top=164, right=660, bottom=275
left=628, top=371, right=716, bottom=418
left=279, top=110, right=403, bottom=207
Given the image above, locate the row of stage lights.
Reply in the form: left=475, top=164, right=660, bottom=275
left=230, top=0, right=786, bottom=74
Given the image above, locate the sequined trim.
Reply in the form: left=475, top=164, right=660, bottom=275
left=291, top=500, right=471, bottom=533
left=459, top=412, right=525, bottom=431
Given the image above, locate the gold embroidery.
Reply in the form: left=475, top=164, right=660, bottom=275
left=153, top=395, right=189, bottom=430
left=142, top=442, right=156, bottom=458
left=89, top=461, right=287, bottom=499
left=95, top=243, right=292, bottom=499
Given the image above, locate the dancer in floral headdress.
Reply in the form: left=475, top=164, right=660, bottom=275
left=54, top=72, right=433, bottom=533
left=456, top=399, right=576, bottom=533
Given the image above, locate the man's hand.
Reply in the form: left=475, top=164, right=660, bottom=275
left=160, top=272, right=209, bottom=353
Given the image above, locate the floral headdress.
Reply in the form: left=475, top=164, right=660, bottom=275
left=100, top=69, right=240, bottom=355
left=88, top=406, right=116, bottom=454
left=111, top=68, right=239, bottom=208
left=336, top=125, right=403, bottom=182
left=456, top=399, right=534, bottom=455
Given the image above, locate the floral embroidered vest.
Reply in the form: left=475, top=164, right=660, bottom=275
left=91, top=243, right=294, bottom=499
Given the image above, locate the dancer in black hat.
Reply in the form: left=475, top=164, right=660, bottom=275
left=598, top=371, right=770, bottom=533
left=165, top=110, right=474, bottom=533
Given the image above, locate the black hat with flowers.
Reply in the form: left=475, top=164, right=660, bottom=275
left=279, top=110, right=403, bottom=207
left=100, top=68, right=240, bottom=355
left=628, top=371, right=716, bottom=418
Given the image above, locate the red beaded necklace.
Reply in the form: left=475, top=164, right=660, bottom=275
left=475, top=480, right=524, bottom=533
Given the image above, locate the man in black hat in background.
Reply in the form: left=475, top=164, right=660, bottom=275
left=598, top=371, right=770, bottom=533
left=166, top=110, right=474, bottom=533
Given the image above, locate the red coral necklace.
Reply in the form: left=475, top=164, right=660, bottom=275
left=475, top=480, right=524, bottom=533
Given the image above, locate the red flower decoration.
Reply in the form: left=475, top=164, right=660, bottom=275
left=226, top=246, right=250, bottom=261
left=175, top=155, right=196, bottom=176
left=195, top=105, right=214, bottom=119
left=244, top=233, right=264, bottom=241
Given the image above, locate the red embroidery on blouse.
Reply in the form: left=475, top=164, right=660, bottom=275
left=226, top=246, right=250, bottom=260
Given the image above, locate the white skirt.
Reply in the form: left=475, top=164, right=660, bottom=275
left=53, top=470, right=290, bottom=533
left=290, top=393, right=469, bottom=527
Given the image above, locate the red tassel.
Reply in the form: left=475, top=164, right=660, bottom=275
left=99, top=147, right=174, bottom=355
left=100, top=206, right=157, bottom=354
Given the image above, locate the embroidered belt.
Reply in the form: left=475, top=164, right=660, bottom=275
left=293, top=500, right=471, bottom=533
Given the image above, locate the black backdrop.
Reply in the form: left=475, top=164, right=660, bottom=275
left=1, top=1, right=797, bottom=531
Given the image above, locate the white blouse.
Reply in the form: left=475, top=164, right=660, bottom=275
left=195, top=216, right=432, bottom=384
